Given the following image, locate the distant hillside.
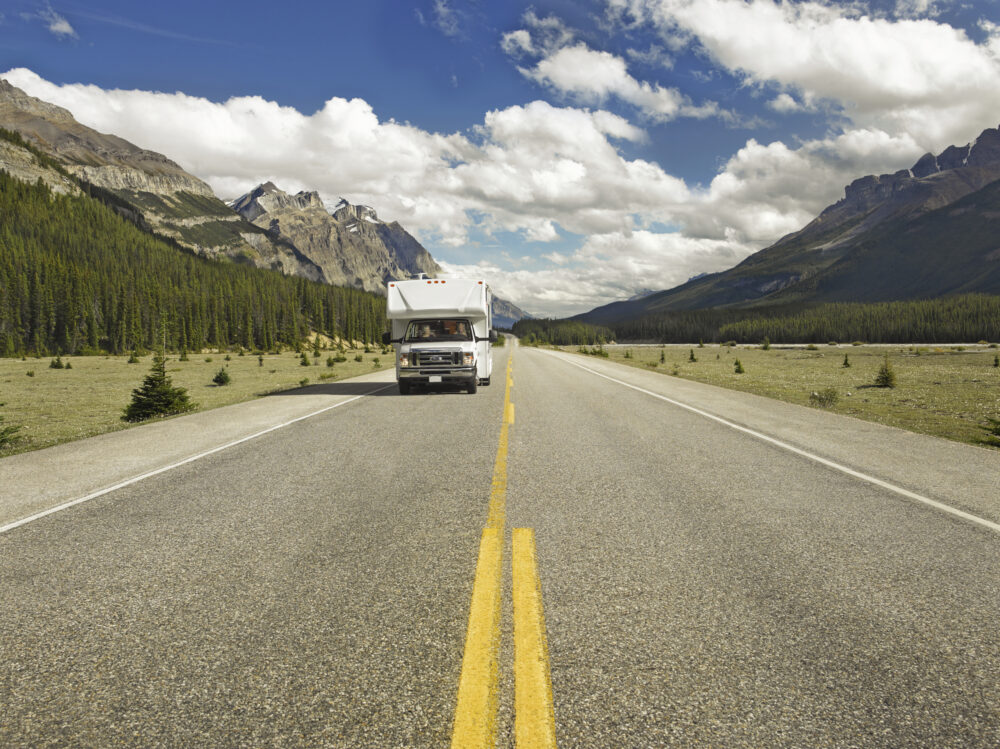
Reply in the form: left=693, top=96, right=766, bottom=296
left=580, top=125, right=1000, bottom=326
left=0, top=169, right=386, bottom=356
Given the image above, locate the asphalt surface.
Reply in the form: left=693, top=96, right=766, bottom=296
left=2, top=342, right=999, bottom=747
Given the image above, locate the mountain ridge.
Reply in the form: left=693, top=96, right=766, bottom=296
left=579, top=124, right=1000, bottom=325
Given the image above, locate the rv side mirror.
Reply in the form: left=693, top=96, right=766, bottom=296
left=381, top=331, right=392, bottom=346
left=489, top=329, right=498, bottom=343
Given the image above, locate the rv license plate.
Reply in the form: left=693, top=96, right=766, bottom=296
left=429, top=376, right=442, bottom=383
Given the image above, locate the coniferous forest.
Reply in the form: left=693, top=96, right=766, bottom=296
left=0, top=170, right=387, bottom=356
left=515, top=295, right=1000, bottom=345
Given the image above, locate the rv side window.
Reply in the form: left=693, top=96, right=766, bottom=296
left=404, top=319, right=473, bottom=342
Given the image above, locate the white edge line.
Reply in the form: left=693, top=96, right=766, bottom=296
left=544, top=350, right=1000, bottom=536
left=1, top=384, right=395, bottom=536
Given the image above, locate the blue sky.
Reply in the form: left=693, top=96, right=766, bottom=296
left=3, top=0, right=1000, bottom=315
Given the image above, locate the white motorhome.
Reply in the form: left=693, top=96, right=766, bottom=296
left=383, top=276, right=497, bottom=394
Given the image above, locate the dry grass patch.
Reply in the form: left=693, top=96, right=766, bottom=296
left=566, top=343, right=1000, bottom=449
left=0, top=350, right=392, bottom=455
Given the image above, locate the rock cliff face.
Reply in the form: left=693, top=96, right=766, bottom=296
left=230, top=183, right=441, bottom=292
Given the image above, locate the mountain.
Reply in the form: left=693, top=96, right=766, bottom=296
left=230, top=182, right=440, bottom=292
left=491, top=297, right=532, bottom=329
left=580, top=125, right=1000, bottom=325
left=0, top=79, right=532, bottom=323
left=0, top=79, right=326, bottom=281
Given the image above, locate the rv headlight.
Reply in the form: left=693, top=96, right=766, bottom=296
left=399, top=353, right=410, bottom=367
left=463, top=352, right=474, bottom=366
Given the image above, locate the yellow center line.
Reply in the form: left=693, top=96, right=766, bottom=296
left=452, top=351, right=514, bottom=748
left=451, top=528, right=503, bottom=748
left=487, top=355, right=514, bottom=531
left=512, top=528, right=557, bottom=748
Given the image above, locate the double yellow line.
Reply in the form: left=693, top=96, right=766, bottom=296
left=451, top=355, right=557, bottom=748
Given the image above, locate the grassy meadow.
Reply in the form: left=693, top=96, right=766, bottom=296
left=0, top=348, right=393, bottom=455
left=565, top=342, right=1000, bottom=449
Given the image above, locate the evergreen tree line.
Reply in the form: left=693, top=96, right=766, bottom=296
left=511, top=318, right=614, bottom=345
left=613, top=295, right=1000, bottom=343
left=0, top=170, right=387, bottom=356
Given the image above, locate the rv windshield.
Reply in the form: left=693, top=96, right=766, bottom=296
left=404, top=319, right=473, bottom=342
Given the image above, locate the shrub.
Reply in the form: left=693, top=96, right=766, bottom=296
left=723, top=340, right=737, bottom=347
left=874, top=355, right=896, bottom=388
left=660, top=350, right=666, bottom=363
left=204, top=357, right=213, bottom=363
left=49, top=356, right=65, bottom=369
left=65, top=361, right=72, bottom=369
left=212, top=367, right=231, bottom=386
left=809, top=388, right=839, bottom=408
left=123, top=354, right=195, bottom=422
left=25, top=370, right=34, bottom=377
left=852, top=341, right=865, bottom=346
left=806, top=343, right=819, bottom=351
left=761, top=337, right=770, bottom=350
left=994, top=355, right=999, bottom=368
left=354, top=354, right=363, bottom=362
left=734, top=359, right=745, bottom=374
left=689, top=349, right=697, bottom=362
left=334, top=354, right=347, bottom=363
left=300, top=353, right=311, bottom=367
left=299, top=377, right=310, bottom=387
left=327, top=356, right=336, bottom=367
left=258, top=355, right=264, bottom=367
left=224, top=354, right=232, bottom=361
left=127, top=351, right=140, bottom=364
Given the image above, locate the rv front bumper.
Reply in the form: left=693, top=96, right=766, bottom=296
left=399, top=366, right=476, bottom=381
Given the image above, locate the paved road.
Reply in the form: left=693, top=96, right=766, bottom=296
left=2, top=342, right=998, bottom=747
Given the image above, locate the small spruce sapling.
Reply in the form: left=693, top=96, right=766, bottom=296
left=843, top=354, right=851, bottom=368
left=689, top=349, right=697, bottom=362
left=660, top=350, right=666, bottom=363
left=49, top=355, right=64, bottom=369
left=212, top=367, right=231, bottom=386
left=994, top=355, right=999, bottom=368
left=123, top=353, right=195, bottom=422
left=734, top=359, right=745, bottom=374
left=874, top=354, right=896, bottom=388
left=761, top=337, right=770, bottom=351
left=300, top=352, right=311, bottom=367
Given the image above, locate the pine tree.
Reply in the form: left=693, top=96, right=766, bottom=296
left=843, top=353, right=851, bottom=368
left=689, top=349, right=697, bottom=362
left=734, top=358, right=745, bottom=374
left=212, top=367, right=231, bottom=386
left=123, top=353, right=195, bottom=422
left=874, top=355, right=897, bottom=388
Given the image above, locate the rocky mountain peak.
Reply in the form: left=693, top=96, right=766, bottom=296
left=332, top=198, right=380, bottom=225
left=0, top=78, right=75, bottom=125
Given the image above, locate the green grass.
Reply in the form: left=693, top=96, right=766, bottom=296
left=565, top=343, right=1000, bottom=449
left=0, top=350, right=393, bottom=455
